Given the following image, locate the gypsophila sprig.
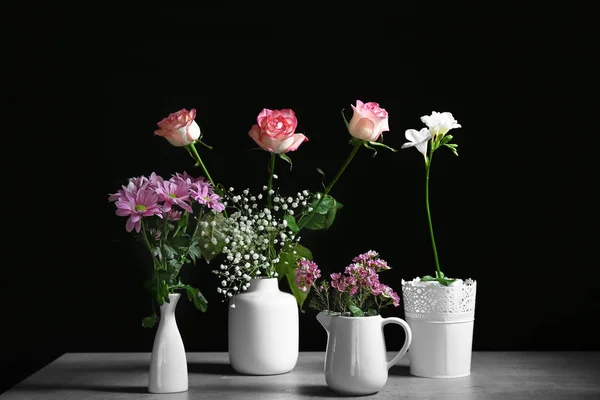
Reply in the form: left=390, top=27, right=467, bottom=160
left=109, top=171, right=227, bottom=328
left=401, top=111, right=462, bottom=286
left=300, top=251, right=401, bottom=317
left=212, top=186, right=317, bottom=300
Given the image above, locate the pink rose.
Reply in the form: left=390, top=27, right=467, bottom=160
left=347, top=100, right=390, bottom=141
left=154, top=108, right=201, bottom=147
left=249, top=108, right=308, bottom=153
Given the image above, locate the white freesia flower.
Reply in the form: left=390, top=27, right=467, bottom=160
left=420, top=111, right=461, bottom=139
left=401, top=127, right=431, bottom=157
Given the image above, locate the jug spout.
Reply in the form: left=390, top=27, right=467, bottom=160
left=316, top=311, right=332, bottom=331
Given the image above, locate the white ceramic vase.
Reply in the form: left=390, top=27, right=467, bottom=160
left=148, top=293, right=188, bottom=393
left=316, top=312, right=412, bottom=395
left=401, top=278, right=477, bottom=378
left=228, top=277, right=299, bottom=375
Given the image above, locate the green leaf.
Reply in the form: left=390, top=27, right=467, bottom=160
left=162, top=243, right=177, bottom=260
left=142, top=314, right=157, bottom=328
left=285, top=269, right=309, bottom=309
left=420, top=275, right=437, bottom=282
left=349, top=303, right=365, bottom=317
left=298, top=194, right=343, bottom=231
left=365, top=309, right=378, bottom=316
left=177, top=210, right=190, bottom=233
left=273, top=243, right=313, bottom=308
left=187, top=243, right=201, bottom=263
left=273, top=247, right=298, bottom=279
left=316, top=168, right=326, bottom=189
left=325, top=198, right=343, bottom=229
left=197, top=212, right=227, bottom=263
left=186, top=286, right=208, bottom=312
left=366, top=140, right=398, bottom=153
left=341, top=108, right=350, bottom=128
left=436, top=271, right=445, bottom=279
left=283, top=214, right=300, bottom=233
left=278, top=153, right=293, bottom=170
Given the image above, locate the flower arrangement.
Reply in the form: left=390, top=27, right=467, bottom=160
left=296, top=250, right=401, bottom=316
left=109, top=108, right=231, bottom=328
left=108, top=101, right=397, bottom=325
left=108, top=171, right=225, bottom=327
left=401, top=111, right=462, bottom=286
left=211, top=102, right=397, bottom=307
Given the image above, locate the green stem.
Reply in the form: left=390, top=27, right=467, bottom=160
left=298, top=140, right=362, bottom=232
left=267, top=152, right=276, bottom=208
left=188, top=143, right=216, bottom=188
left=188, top=142, right=228, bottom=218
left=266, top=153, right=277, bottom=275
left=425, top=152, right=442, bottom=279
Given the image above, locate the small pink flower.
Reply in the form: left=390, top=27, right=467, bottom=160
left=295, top=259, right=321, bottom=292
left=154, top=108, right=201, bottom=147
left=167, top=210, right=182, bottom=221
left=115, top=186, right=163, bottom=233
left=154, top=179, right=193, bottom=213
left=190, top=182, right=225, bottom=212
left=348, top=100, right=390, bottom=141
left=248, top=108, right=308, bottom=154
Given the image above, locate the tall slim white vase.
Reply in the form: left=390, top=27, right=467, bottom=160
left=148, top=293, right=188, bottom=393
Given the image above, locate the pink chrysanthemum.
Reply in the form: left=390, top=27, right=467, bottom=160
left=167, top=210, right=182, bottom=221
left=295, top=259, right=321, bottom=292
left=173, top=172, right=212, bottom=189
left=108, top=176, right=148, bottom=202
left=190, top=182, right=224, bottom=212
left=115, top=186, right=163, bottom=233
left=154, top=178, right=193, bottom=213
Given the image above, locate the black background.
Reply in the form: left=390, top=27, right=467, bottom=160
left=4, top=2, right=594, bottom=394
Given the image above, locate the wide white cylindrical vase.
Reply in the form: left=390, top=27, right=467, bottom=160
left=228, top=277, right=299, bottom=375
left=401, top=278, right=477, bottom=378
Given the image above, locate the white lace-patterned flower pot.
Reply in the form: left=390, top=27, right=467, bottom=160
left=401, top=278, right=477, bottom=378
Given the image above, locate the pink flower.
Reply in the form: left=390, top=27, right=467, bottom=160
left=295, top=259, right=321, bottom=292
left=381, top=286, right=401, bottom=307
left=115, top=186, right=163, bottom=233
left=167, top=210, right=182, bottom=221
left=154, top=108, right=201, bottom=147
left=154, top=179, right=193, bottom=213
left=348, top=100, right=390, bottom=141
left=248, top=108, right=308, bottom=154
left=173, top=172, right=211, bottom=189
left=190, top=182, right=225, bottom=212
left=257, top=108, right=298, bottom=140
left=108, top=175, right=149, bottom=202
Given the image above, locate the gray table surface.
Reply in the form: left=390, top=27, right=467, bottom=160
left=2, top=352, right=599, bottom=399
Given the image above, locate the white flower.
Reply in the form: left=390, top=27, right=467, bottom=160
left=420, top=111, right=461, bottom=139
left=401, top=127, right=431, bottom=158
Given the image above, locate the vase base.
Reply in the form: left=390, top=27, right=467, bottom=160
left=410, top=371, right=471, bottom=379
left=148, top=388, right=188, bottom=394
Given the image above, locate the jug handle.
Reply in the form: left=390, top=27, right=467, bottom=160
left=382, top=317, right=413, bottom=369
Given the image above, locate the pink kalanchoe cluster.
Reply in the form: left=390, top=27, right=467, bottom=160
left=295, top=259, right=322, bottom=292
left=330, top=251, right=400, bottom=307
left=109, top=172, right=224, bottom=232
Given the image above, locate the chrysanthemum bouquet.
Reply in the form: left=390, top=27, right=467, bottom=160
left=108, top=172, right=226, bottom=327
left=296, top=251, right=401, bottom=316
left=109, top=108, right=231, bottom=327
left=212, top=102, right=397, bottom=307
left=401, top=111, right=462, bottom=286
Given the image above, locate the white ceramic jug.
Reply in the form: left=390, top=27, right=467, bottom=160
left=317, top=312, right=412, bottom=395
